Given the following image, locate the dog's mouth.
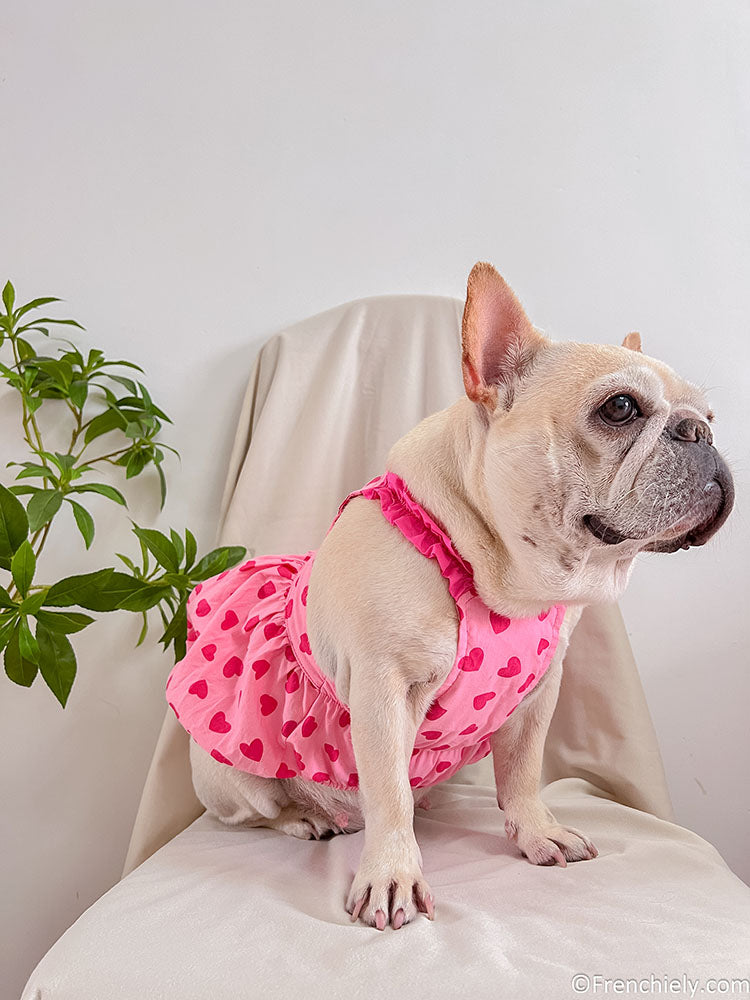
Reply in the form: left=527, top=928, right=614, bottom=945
left=583, top=470, right=734, bottom=553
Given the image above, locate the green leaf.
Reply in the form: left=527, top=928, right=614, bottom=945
left=0, top=584, right=16, bottom=609
left=45, top=568, right=115, bottom=607
left=11, top=541, right=36, bottom=598
left=156, top=460, right=167, bottom=509
left=69, top=380, right=88, bottom=409
left=160, top=598, right=187, bottom=661
left=26, top=490, right=63, bottom=532
left=35, top=609, right=94, bottom=634
left=13, top=296, right=61, bottom=320
left=4, top=627, right=38, bottom=688
left=118, top=583, right=174, bottom=613
left=132, top=526, right=178, bottom=573
left=18, top=617, right=40, bottom=662
left=20, top=591, right=47, bottom=615
left=0, top=483, right=29, bottom=568
left=13, top=463, right=58, bottom=483
left=82, top=408, right=128, bottom=444
left=190, top=546, right=246, bottom=582
left=169, top=528, right=184, bottom=566
left=184, top=529, right=197, bottom=570
left=124, top=450, right=149, bottom=479
left=2, top=280, right=15, bottom=314
left=103, top=374, right=137, bottom=394
left=17, top=316, right=84, bottom=332
left=0, top=615, right=18, bottom=653
left=69, top=482, right=127, bottom=506
left=17, top=338, right=36, bottom=361
left=67, top=499, right=95, bottom=549
left=36, top=625, right=77, bottom=707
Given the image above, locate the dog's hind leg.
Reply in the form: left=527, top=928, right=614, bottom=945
left=189, top=740, right=337, bottom=839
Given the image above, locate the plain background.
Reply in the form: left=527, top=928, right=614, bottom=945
left=1, top=2, right=748, bottom=996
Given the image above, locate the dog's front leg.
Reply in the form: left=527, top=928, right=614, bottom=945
left=491, top=659, right=598, bottom=866
left=346, top=663, right=435, bottom=930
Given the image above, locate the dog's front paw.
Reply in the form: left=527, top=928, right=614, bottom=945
left=346, top=851, right=434, bottom=929
left=507, top=818, right=598, bottom=867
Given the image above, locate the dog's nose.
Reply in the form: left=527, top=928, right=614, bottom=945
left=670, top=416, right=713, bottom=446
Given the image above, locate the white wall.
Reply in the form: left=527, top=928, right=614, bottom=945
left=2, top=1, right=748, bottom=995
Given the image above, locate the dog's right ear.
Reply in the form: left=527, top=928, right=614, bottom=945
left=461, top=262, right=546, bottom=410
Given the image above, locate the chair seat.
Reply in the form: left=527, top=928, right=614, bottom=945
left=23, top=778, right=750, bottom=1000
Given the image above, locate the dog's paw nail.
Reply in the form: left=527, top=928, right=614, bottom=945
left=350, top=896, right=366, bottom=922
left=375, top=909, right=386, bottom=931
left=392, top=908, right=405, bottom=929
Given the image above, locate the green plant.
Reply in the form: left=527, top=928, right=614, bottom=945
left=0, top=281, right=245, bottom=706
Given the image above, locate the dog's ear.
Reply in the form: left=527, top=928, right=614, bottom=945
left=622, top=331, right=642, bottom=353
left=461, top=262, right=545, bottom=409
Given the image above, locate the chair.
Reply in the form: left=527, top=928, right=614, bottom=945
left=23, top=296, right=750, bottom=1000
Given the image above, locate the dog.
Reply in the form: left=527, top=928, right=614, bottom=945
left=170, top=262, right=734, bottom=931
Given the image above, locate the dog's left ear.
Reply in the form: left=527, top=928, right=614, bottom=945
left=461, top=262, right=546, bottom=410
left=622, top=331, right=642, bottom=352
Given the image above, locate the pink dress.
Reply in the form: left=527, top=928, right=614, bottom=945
left=166, top=473, right=565, bottom=790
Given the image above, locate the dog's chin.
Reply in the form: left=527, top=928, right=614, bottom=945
left=583, top=475, right=733, bottom=555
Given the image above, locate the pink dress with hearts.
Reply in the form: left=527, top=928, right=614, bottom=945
left=166, top=472, right=565, bottom=790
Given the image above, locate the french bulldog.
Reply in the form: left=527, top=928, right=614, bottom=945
left=188, top=262, right=734, bottom=931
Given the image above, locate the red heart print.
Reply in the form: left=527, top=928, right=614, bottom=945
left=194, top=583, right=203, bottom=594
left=518, top=673, right=536, bottom=694
left=252, top=659, right=271, bottom=679
left=293, top=750, right=306, bottom=771
left=300, top=716, right=317, bottom=737
left=423, top=731, right=442, bottom=741
left=538, top=609, right=550, bottom=621
left=239, top=560, right=256, bottom=572
left=264, top=622, right=285, bottom=641
left=223, top=656, right=243, bottom=678
left=284, top=645, right=296, bottom=662
left=281, top=720, right=298, bottom=737
left=301, top=586, right=309, bottom=606
left=209, top=711, right=231, bottom=733
left=312, top=772, right=330, bottom=783
left=436, top=761, right=451, bottom=773
left=506, top=705, right=517, bottom=717
left=278, top=564, right=295, bottom=579
left=217, top=571, right=229, bottom=581
left=257, top=581, right=276, bottom=600
left=195, top=599, right=211, bottom=617
left=276, top=763, right=296, bottom=779
left=537, top=638, right=550, bottom=655
left=201, top=644, right=217, bottom=661
left=459, top=723, right=478, bottom=736
left=473, top=692, right=496, bottom=710
left=347, top=773, right=359, bottom=787
left=338, top=710, right=350, bottom=727
left=187, top=628, right=198, bottom=643
left=211, top=749, right=233, bottom=765
left=240, top=739, right=263, bottom=761
left=188, top=679, right=208, bottom=699
left=260, top=694, right=278, bottom=716
left=168, top=702, right=179, bottom=719
left=409, top=776, right=424, bottom=787
left=458, top=647, right=484, bottom=672
left=498, top=656, right=522, bottom=677
left=221, top=610, right=239, bottom=630
left=285, top=670, right=300, bottom=693
left=431, top=744, right=451, bottom=751
left=284, top=600, right=293, bottom=619
left=243, top=615, right=260, bottom=633
left=489, top=612, right=511, bottom=634
left=324, top=743, right=339, bottom=762
left=425, top=700, right=446, bottom=721
left=299, top=633, right=312, bottom=655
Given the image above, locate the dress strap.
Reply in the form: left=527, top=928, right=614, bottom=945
left=332, top=472, right=476, bottom=604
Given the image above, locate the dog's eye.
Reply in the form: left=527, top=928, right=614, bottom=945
left=598, top=394, right=640, bottom=426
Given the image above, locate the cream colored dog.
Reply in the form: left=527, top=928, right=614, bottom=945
left=190, top=263, right=734, bottom=930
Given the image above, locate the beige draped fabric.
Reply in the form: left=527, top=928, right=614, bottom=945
left=123, top=295, right=673, bottom=876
